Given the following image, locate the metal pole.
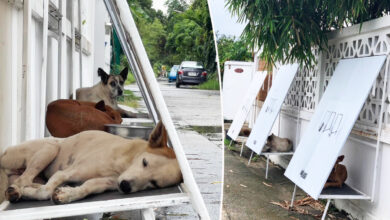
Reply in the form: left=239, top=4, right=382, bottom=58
left=103, top=0, right=157, bottom=122
left=39, top=0, right=49, bottom=138
left=21, top=0, right=32, bottom=141
left=71, top=0, right=77, bottom=99
left=290, top=184, right=297, bottom=208
left=321, top=199, right=331, bottom=220
left=265, top=154, right=269, bottom=179
left=240, top=142, right=244, bottom=157
left=248, top=151, right=254, bottom=165
left=78, top=0, right=82, bottom=87
left=372, top=56, right=389, bottom=202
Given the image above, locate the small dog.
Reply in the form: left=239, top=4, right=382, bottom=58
left=324, top=155, right=347, bottom=189
left=0, top=121, right=182, bottom=204
left=262, top=133, right=293, bottom=152
left=76, top=67, right=137, bottom=118
left=46, top=99, right=122, bottom=138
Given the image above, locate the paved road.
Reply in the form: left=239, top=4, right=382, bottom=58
left=127, top=80, right=223, bottom=219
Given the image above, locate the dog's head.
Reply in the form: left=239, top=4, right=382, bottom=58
left=98, top=67, right=128, bottom=98
left=94, top=100, right=122, bottom=123
left=117, top=121, right=182, bottom=193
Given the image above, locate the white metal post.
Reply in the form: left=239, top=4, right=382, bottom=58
left=59, top=0, right=67, bottom=99
left=77, top=0, right=82, bottom=87
left=71, top=0, right=77, bottom=99
left=39, top=0, right=49, bottom=138
left=20, top=0, right=32, bottom=142
left=290, top=184, right=297, bottom=208
left=371, top=56, right=389, bottom=202
left=240, top=142, right=244, bottom=156
left=321, top=199, right=331, bottom=220
left=265, top=154, right=269, bottom=179
left=141, top=208, right=155, bottom=220
left=248, top=151, right=254, bottom=165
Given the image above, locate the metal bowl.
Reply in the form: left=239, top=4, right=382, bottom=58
left=105, top=121, right=154, bottom=140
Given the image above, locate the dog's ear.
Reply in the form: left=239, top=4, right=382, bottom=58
left=267, top=135, right=273, bottom=142
left=120, top=67, right=128, bottom=80
left=336, top=155, right=345, bottom=163
left=95, top=100, right=106, bottom=112
left=98, top=68, right=109, bottom=84
left=148, top=121, right=168, bottom=148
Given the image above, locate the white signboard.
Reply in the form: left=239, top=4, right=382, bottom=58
left=285, top=56, right=386, bottom=199
left=227, top=71, right=268, bottom=140
left=223, top=61, right=254, bottom=120
left=246, top=64, right=299, bottom=154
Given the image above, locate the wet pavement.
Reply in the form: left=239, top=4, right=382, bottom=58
left=125, top=79, right=223, bottom=219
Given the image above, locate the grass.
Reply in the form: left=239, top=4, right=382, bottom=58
left=117, top=89, right=140, bottom=108
left=125, top=73, right=136, bottom=85
left=196, top=73, right=220, bottom=90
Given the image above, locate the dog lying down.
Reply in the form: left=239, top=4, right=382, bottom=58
left=0, top=121, right=182, bottom=204
left=262, top=133, right=293, bottom=153
left=324, top=155, right=347, bottom=189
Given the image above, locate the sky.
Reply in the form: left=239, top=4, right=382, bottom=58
left=152, top=0, right=246, bottom=38
left=152, top=0, right=168, bottom=14
left=207, top=0, right=247, bottom=38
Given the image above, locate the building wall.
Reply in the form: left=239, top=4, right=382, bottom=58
left=253, top=16, right=390, bottom=220
left=0, top=0, right=110, bottom=152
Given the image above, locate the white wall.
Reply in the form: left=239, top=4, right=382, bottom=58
left=0, top=0, right=110, bottom=151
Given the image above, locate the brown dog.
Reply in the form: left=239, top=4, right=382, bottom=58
left=76, top=68, right=137, bottom=118
left=0, top=121, right=182, bottom=204
left=324, top=155, right=347, bottom=189
left=46, top=99, right=122, bottom=138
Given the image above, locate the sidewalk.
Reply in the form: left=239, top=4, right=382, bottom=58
left=223, top=144, right=350, bottom=220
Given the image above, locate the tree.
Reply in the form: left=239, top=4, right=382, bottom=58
left=226, top=0, right=390, bottom=68
left=217, top=35, right=253, bottom=74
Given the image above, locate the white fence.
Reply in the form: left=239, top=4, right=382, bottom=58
left=0, top=0, right=111, bottom=152
left=257, top=16, right=390, bottom=220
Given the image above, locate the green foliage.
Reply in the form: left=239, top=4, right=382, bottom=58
left=226, top=0, right=390, bottom=68
left=196, top=73, right=220, bottom=90
left=121, top=0, right=216, bottom=78
left=117, top=89, right=140, bottom=108
left=217, top=35, right=253, bottom=74
left=165, top=0, right=217, bottom=72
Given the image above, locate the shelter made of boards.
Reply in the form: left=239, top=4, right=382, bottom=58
left=231, top=16, right=390, bottom=220
left=0, top=0, right=210, bottom=219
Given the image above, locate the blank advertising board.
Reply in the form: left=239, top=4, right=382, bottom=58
left=246, top=64, right=299, bottom=154
left=285, top=56, right=386, bottom=199
left=227, top=71, right=268, bottom=140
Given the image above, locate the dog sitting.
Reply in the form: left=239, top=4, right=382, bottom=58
left=324, top=155, right=347, bottom=189
left=262, top=133, right=293, bottom=152
left=46, top=99, right=122, bottom=138
left=0, top=121, right=182, bottom=204
left=76, top=67, right=137, bottom=118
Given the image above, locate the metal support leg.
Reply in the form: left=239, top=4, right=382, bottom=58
left=141, top=208, right=155, bottom=220
left=248, top=151, right=254, bottom=165
left=265, top=154, right=270, bottom=179
left=229, top=140, right=233, bottom=148
left=240, top=142, right=244, bottom=157
left=290, top=184, right=297, bottom=208
left=321, top=199, right=331, bottom=220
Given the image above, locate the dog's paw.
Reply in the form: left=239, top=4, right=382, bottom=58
left=52, top=187, right=75, bottom=204
left=5, top=186, right=21, bottom=203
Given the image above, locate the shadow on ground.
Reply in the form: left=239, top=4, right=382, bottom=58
left=223, top=143, right=350, bottom=220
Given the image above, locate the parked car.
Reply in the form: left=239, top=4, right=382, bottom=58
left=168, top=65, right=179, bottom=82
left=176, top=61, right=207, bottom=88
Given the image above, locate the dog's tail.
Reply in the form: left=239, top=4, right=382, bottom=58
left=0, top=152, right=8, bottom=203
